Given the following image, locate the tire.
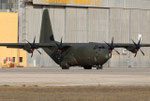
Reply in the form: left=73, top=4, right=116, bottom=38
left=61, top=66, right=70, bottom=70
left=96, top=67, right=103, bottom=70
left=83, top=66, right=92, bottom=69
left=96, top=65, right=103, bottom=70
left=60, top=62, right=70, bottom=70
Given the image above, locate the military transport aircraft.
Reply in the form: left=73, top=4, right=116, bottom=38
left=0, top=9, right=149, bottom=70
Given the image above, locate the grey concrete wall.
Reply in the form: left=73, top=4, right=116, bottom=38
left=33, top=0, right=150, bottom=9
left=22, top=5, right=150, bottom=67
left=102, top=0, right=150, bottom=9
left=109, top=9, right=130, bottom=67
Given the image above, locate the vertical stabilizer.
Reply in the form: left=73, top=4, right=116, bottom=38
left=39, top=9, right=59, bottom=65
left=40, top=9, right=54, bottom=43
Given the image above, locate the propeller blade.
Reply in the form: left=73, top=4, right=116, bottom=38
left=55, top=43, right=60, bottom=48
left=60, top=37, right=63, bottom=47
left=104, top=41, right=111, bottom=47
left=31, top=53, right=33, bottom=58
left=138, top=38, right=141, bottom=46
left=36, top=49, right=41, bottom=54
left=134, top=53, right=137, bottom=57
left=33, top=36, right=36, bottom=44
left=140, top=49, right=145, bottom=56
left=132, top=40, right=137, bottom=46
left=114, top=49, right=120, bottom=55
left=111, top=37, right=114, bottom=46
left=25, top=40, right=32, bottom=47
left=55, top=37, right=63, bottom=49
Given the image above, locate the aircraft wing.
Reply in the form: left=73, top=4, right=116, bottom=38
left=0, top=42, right=72, bottom=58
left=113, top=43, right=150, bottom=48
left=0, top=43, right=56, bottom=48
left=0, top=43, right=72, bottom=53
left=113, top=43, right=150, bottom=53
left=101, top=38, right=150, bottom=56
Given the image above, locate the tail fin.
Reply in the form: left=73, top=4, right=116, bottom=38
left=40, top=9, right=55, bottom=43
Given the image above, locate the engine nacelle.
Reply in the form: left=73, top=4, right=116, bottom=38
left=23, top=44, right=33, bottom=53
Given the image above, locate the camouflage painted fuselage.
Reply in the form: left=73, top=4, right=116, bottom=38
left=43, top=42, right=112, bottom=68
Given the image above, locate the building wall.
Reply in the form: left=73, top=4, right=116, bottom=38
left=0, top=0, right=18, bottom=11
left=0, top=12, right=27, bottom=67
left=32, top=0, right=150, bottom=9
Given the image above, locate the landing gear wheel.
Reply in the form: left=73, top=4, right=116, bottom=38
left=96, top=65, right=103, bottom=70
left=61, top=66, right=70, bottom=70
left=60, top=62, right=70, bottom=70
left=84, top=66, right=92, bottom=69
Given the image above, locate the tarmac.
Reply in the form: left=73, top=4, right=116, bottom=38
left=0, top=66, right=149, bottom=86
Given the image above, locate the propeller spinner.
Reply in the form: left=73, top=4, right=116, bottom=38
left=26, top=37, right=41, bottom=58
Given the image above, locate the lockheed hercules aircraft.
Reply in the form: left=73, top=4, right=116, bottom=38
left=0, top=9, right=150, bottom=70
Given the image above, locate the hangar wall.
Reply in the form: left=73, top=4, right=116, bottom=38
left=19, top=0, right=150, bottom=67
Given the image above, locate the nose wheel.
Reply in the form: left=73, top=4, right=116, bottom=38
left=96, top=65, right=103, bottom=70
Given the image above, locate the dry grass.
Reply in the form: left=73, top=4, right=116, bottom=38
left=0, top=86, right=149, bottom=101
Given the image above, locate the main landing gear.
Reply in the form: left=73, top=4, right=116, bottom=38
left=83, top=66, right=92, bottom=69
left=83, top=65, right=103, bottom=70
left=60, top=62, right=70, bottom=70
left=96, top=65, right=103, bottom=70
left=61, top=66, right=70, bottom=70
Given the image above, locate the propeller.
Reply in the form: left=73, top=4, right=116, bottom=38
left=55, top=37, right=63, bottom=60
left=131, top=38, right=145, bottom=57
left=104, top=37, right=120, bottom=55
left=56, top=37, right=63, bottom=52
left=26, top=36, right=41, bottom=58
